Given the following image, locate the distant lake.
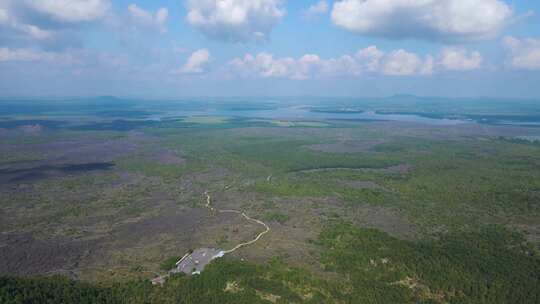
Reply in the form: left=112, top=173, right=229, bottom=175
left=499, top=121, right=540, bottom=127
left=516, top=136, right=540, bottom=142
left=151, top=107, right=467, bottom=126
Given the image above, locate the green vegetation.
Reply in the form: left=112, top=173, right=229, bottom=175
left=263, top=212, right=289, bottom=224
left=317, top=222, right=540, bottom=303
left=224, top=139, right=398, bottom=173
left=237, top=136, right=540, bottom=230
left=160, top=256, right=181, bottom=271
left=0, top=276, right=130, bottom=304
left=2, top=223, right=539, bottom=303
left=0, top=259, right=334, bottom=304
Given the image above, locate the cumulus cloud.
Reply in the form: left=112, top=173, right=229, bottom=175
left=0, top=47, right=84, bottom=65
left=503, top=36, right=540, bottom=71
left=382, top=50, right=431, bottom=76
left=438, top=47, right=483, bottom=71
left=230, top=53, right=295, bottom=78
left=173, top=49, right=211, bottom=74
left=229, top=47, right=388, bottom=80
left=0, top=47, right=140, bottom=79
left=331, top=0, right=513, bottom=41
left=228, top=46, right=484, bottom=79
left=128, top=4, right=168, bottom=33
left=0, top=47, right=55, bottom=62
left=302, top=1, right=328, bottom=19
left=0, top=4, right=51, bottom=43
left=186, top=0, right=285, bottom=42
left=0, top=7, right=54, bottom=40
left=0, top=0, right=110, bottom=48
left=23, top=0, right=111, bottom=23
left=229, top=46, right=436, bottom=79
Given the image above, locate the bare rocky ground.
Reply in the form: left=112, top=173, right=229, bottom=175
left=150, top=149, right=185, bottom=165
left=352, top=206, right=418, bottom=240
left=0, top=132, right=190, bottom=279
left=0, top=164, right=278, bottom=282
left=0, top=233, right=92, bottom=278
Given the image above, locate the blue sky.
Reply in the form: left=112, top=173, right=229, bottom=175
left=1, top=0, right=540, bottom=98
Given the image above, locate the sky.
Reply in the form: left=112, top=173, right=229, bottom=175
left=1, top=0, right=540, bottom=98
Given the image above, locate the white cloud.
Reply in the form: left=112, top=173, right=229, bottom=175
left=382, top=50, right=428, bottom=76
left=229, top=46, right=439, bottom=79
left=128, top=4, right=168, bottom=33
left=18, top=24, right=54, bottom=40
left=0, top=47, right=132, bottom=71
left=438, top=47, right=483, bottom=71
left=0, top=8, right=9, bottom=24
left=0, top=0, right=110, bottom=46
left=24, top=0, right=111, bottom=23
left=0, top=6, right=54, bottom=40
left=303, top=1, right=328, bottom=18
left=355, top=46, right=384, bottom=72
left=174, top=49, right=211, bottom=74
left=503, top=36, right=540, bottom=71
left=0, top=47, right=50, bottom=61
left=0, top=47, right=70, bottom=62
left=331, top=0, right=513, bottom=41
left=228, top=46, right=484, bottom=79
left=229, top=53, right=297, bottom=78
left=421, top=55, right=435, bottom=75
left=186, top=0, right=285, bottom=42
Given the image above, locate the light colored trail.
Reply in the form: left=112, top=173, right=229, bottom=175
left=153, top=191, right=270, bottom=284
left=203, top=191, right=270, bottom=254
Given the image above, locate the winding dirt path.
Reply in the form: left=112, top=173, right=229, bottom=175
left=152, top=191, right=270, bottom=284
left=203, top=191, right=270, bottom=254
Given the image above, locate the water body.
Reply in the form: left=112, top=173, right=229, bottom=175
left=151, top=107, right=467, bottom=126
left=516, top=136, right=540, bottom=142
left=499, top=122, right=540, bottom=127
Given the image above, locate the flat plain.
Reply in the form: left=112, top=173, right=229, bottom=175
left=1, top=97, right=540, bottom=303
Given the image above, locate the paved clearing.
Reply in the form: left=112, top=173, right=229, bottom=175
left=173, top=248, right=223, bottom=275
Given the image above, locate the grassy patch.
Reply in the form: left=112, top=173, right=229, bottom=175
left=160, top=256, right=181, bottom=271
left=317, top=222, right=540, bottom=303
left=263, top=212, right=289, bottom=224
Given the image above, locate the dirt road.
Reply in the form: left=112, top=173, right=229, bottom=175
left=203, top=191, right=270, bottom=254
